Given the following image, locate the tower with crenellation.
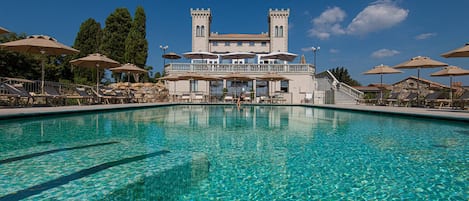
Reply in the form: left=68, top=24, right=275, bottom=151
left=191, top=8, right=211, bottom=52
left=268, top=8, right=289, bottom=52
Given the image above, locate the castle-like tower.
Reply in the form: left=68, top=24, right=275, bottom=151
left=268, top=8, right=289, bottom=52
left=190, top=8, right=290, bottom=54
left=191, top=8, right=211, bottom=52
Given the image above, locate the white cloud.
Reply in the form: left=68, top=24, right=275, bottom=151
left=371, top=48, right=400, bottom=58
left=415, top=32, right=437, bottom=40
left=330, top=48, right=340, bottom=53
left=308, top=1, right=408, bottom=40
left=308, top=7, right=346, bottom=40
left=347, top=1, right=409, bottom=35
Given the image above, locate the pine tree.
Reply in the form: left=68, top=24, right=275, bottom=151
left=125, top=6, right=148, bottom=68
left=100, top=8, right=132, bottom=63
left=71, top=18, right=102, bottom=85
left=329, top=67, right=361, bottom=86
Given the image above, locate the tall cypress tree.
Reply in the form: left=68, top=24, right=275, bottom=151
left=125, top=6, right=148, bottom=68
left=72, top=18, right=102, bottom=84
left=100, top=8, right=132, bottom=63
left=329, top=67, right=361, bottom=86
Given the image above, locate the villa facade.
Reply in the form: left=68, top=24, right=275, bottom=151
left=165, top=8, right=321, bottom=104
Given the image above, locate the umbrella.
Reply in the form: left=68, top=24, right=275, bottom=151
left=257, top=72, right=289, bottom=99
left=260, top=51, right=297, bottom=62
left=162, top=52, right=182, bottom=60
left=431, top=66, right=469, bottom=107
left=363, top=64, right=402, bottom=103
left=110, top=63, right=147, bottom=82
left=441, top=43, right=469, bottom=58
left=157, top=74, right=184, bottom=101
left=220, top=52, right=256, bottom=60
left=393, top=56, right=448, bottom=104
left=0, top=26, right=10, bottom=34
left=70, top=53, right=120, bottom=92
left=0, top=35, right=80, bottom=94
left=183, top=51, right=218, bottom=61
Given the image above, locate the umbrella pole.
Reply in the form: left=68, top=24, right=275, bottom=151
left=380, top=74, right=383, bottom=104
left=450, top=76, right=453, bottom=108
left=41, top=59, right=45, bottom=94
left=417, top=68, right=421, bottom=106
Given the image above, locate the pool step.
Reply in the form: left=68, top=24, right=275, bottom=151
left=21, top=151, right=209, bottom=200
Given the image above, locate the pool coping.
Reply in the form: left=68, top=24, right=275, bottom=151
left=0, top=103, right=468, bottom=122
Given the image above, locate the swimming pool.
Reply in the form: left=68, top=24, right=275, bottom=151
left=0, top=105, right=467, bottom=200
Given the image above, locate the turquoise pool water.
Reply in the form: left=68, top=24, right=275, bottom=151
left=0, top=105, right=468, bottom=200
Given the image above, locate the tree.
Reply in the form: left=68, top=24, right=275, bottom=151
left=0, top=33, right=41, bottom=79
left=100, top=8, right=132, bottom=63
left=71, top=18, right=102, bottom=85
left=329, top=67, right=361, bottom=86
left=124, top=6, right=148, bottom=68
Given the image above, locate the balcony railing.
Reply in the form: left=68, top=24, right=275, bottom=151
left=166, top=63, right=315, bottom=73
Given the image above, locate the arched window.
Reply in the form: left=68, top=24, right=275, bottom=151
left=196, top=25, right=200, bottom=37
left=201, top=25, right=205, bottom=37
left=279, top=26, right=284, bottom=37
left=274, top=26, right=279, bottom=37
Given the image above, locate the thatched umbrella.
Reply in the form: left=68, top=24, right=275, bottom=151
left=431, top=66, right=469, bottom=106
left=441, top=43, right=469, bottom=58
left=363, top=64, right=402, bottom=103
left=70, top=53, right=120, bottom=92
left=109, top=63, right=147, bottom=83
left=393, top=56, right=448, bottom=104
left=0, top=35, right=80, bottom=94
left=0, top=26, right=10, bottom=34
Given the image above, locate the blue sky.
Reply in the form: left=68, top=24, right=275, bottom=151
left=1, top=0, right=468, bottom=86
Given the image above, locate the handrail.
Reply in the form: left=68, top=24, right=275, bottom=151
left=316, top=71, right=363, bottom=100
left=166, top=63, right=315, bottom=73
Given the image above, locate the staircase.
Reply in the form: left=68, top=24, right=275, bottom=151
left=315, top=71, right=363, bottom=104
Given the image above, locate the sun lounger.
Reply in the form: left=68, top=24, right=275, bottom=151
left=302, top=93, right=313, bottom=104
left=0, top=83, right=34, bottom=106
left=193, top=93, right=204, bottom=103
left=401, top=92, right=418, bottom=107
left=180, top=93, right=191, bottom=102
left=224, top=95, right=233, bottom=103
left=66, top=87, right=94, bottom=105
left=424, top=91, right=450, bottom=109
left=386, top=92, right=400, bottom=106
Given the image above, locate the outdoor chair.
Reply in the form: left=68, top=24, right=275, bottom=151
left=180, top=93, right=191, bottom=102
left=0, top=83, right=34, bottom=106
left=424, top=91, right=450, bottom=109
left=67, top=87, right=94, bottom=105
left=401, top=92, right=418, bottom=107
left=224, top=95, right=233, bottom=103
left=386, top=92, right=401, bottom=106
left=302, top=93, right=313, bottom=104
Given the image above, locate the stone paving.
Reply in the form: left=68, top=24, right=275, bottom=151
left=0, top=103, right=468, bottom=122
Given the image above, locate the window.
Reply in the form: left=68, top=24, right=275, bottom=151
left=190, top=80, right=198, bottom=92
left=212, top=41, right=218, bottom=46
left=279, top=26, right=283, bottom=37
left=225, top=42, right=230, bottom=46
left=274, top=26, right=279, bottom=37
left=196, top=26, right=200, bottom=37
left=280, top=80, right=289, bottom=92
left=261, top=42, right=267, bottom=46
left=237, top=41, right=242, bottom=46
left=201, top=25, right=205, bottom=37
left=249, top=41, right=255, bottom=46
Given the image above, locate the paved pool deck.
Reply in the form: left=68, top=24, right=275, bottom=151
left=0, top=103, right=468, bottom=122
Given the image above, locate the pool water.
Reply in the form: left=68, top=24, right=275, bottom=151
left=0, top=105, right=467, bottom=200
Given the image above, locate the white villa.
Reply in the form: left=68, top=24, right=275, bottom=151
left=164, top=8, right=362, bottom=104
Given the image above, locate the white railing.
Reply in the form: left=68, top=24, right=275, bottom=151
left=166, top=63, right=315, bottom=73
left=316, top=71, right=363, bottom=101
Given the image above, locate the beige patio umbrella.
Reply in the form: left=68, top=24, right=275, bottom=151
left=0, top=35, right=80, bottom=94
left=257, top=72, right=289, bottom=99
left=0, top=26, right=10, bottom=34
left=431, top=66, right=469, bottom=106
left=393, top=56, right=448, bottom=104
left=109, top=63, right=147, bottom=83
left=363, top=64, right=402, bottom=103
left=70, top=53, right=120, bottom=92
left=261, top=51, right=298, bottom=62
left=183, top=51, right=218, bottom=61
left=441, top=43, right=469, bottom=58
left=162, top=52, right=182, bottom=60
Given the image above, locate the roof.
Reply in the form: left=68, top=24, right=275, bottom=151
left=353, top=86, right=381, bottom=92
left=392, top=76, right=449, bottom=89
left=209, top=33, right=269, bottom=41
